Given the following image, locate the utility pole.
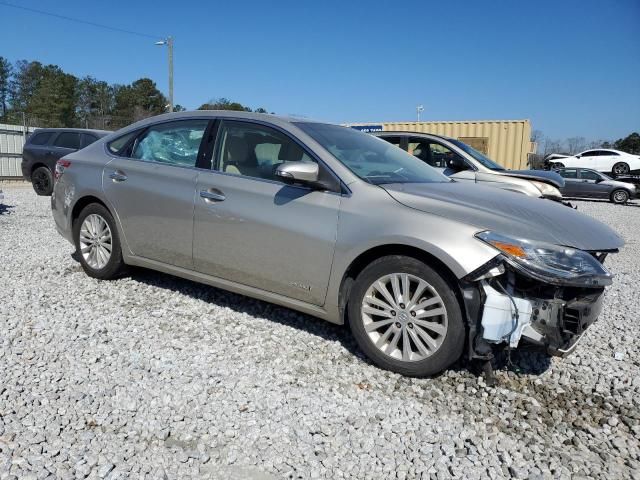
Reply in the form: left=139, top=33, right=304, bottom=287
left=155, top=36, right=174, bottom=112
left=416, top=104, right=424, bottom=122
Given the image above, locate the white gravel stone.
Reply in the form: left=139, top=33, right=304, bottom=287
left=1, top=185, right=639, bottom=479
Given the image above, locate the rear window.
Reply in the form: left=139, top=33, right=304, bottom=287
left=81, top=134, right=99, bottom=149
left=53, top=132, right=81, bottom=149
left=29, top=132, right=53, bottom=145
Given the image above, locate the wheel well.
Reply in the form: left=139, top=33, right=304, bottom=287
left=71, top=196, right=109, bottom=226
left=610, top=188, right=628, bottom=200
left=31, top=162, right=50, bottom=175
left=338, top=244, right=460, bottom=325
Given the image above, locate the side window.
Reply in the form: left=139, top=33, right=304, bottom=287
left=580, top=170, right=600, bottom=181
left=559, top=169, right=577, bottom=179
left=581, top=151, right=596, bottom=157
left=381, top=136, right=402, bottom=148
left=53, top=132, right=81, bottom=150
left=81, top=134, right=98, bottom=149
left=408, top=139, right=465, bottom=169
left=29, top=132, right=53, bottom=145
left=108, top=131, right=138, bottom=155
left=215, top=121, right=316, bottom=181
left=131, top=120, right=208, bottom=167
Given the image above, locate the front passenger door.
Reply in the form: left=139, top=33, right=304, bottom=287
left=103, top=119, right=210, bottom=269
left=193, top=120, right=341, bottom=306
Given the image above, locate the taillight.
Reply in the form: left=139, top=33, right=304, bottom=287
left=55, top=159, right=71, bottom=180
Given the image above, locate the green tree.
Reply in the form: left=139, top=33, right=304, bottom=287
left=10, top=61, right=78, bottom=127
left=614, top=132, right=640, bottom=155
left=173, top=104, right=186, bottom=112
left=0, top=56, right=12, bottom=119
left=77, top=76, right=114, bottom=128
left=9, top=60, right=43, bottom=115
left=112, top=78, right=167, bottom=127
left=30, top=65, right=78, bottom=127
left=198, top=98, right=252, bottom=111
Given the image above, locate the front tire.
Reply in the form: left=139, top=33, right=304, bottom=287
left=552, top=162, right=565, bottom=170
left=31, top=166, right=53, bottom=196
left=612, top=162, right=630, bottom=175
left=348, top=256, right=465, bottom=377
left=611, top=189, right=629, bottom=204
left=73, top=203, right=126, bottom=279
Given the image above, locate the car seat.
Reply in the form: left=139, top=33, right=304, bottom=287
left=223, top=136, right=260, bottom=177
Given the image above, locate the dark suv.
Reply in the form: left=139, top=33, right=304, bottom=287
left=21, top=128, right=110, bottom=195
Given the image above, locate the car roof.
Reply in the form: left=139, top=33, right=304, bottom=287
left=581, top=148, right=620, bottom=154
left=121, top=110, right=323, bottom=130
left=32, top=128, right=111, bottom=136
left=372, top=131, right=456, bottom=141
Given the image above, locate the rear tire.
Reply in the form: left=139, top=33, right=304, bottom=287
left=73, top=203, right=126, bottom=280
left=612, top=162, right=630, bottom=175
left=610, top=189, right=629, bottom=204
left=31, top=166, right=53, bottom=196
left=348, top=255, right=465, bottom=377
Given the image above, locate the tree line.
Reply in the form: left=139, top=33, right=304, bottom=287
left=0, top=56, right=269, bottom=130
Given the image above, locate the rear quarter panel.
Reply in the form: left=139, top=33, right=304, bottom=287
left=51, top=146, right=125, bottom=248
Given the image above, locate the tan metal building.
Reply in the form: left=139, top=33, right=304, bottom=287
left=348, top=120, right=535, bottom=170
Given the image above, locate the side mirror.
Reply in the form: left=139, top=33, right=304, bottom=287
left=276, top=161, right=319, bottom=185
left=447, top=155, right=468, bottom=171
left=595, top=177, right=604, bottom=183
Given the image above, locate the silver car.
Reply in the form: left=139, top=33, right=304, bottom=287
left=556, top=167, right=638, bottom=204
left=51, top=111, right=623, bottom=377
left=375, top=132, right=565, bottom=201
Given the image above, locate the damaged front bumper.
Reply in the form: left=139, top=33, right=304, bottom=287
left=462, top=256, right=610, bottom=359
left=479, top=280, right=604, bottom=357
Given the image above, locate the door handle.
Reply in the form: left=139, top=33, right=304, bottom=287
left=200, top=190, right=226, bottom=202
left=109, top=170, right=127, bottom=182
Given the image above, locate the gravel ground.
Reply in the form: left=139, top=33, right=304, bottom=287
left=0, top=184, right=639, bottom=480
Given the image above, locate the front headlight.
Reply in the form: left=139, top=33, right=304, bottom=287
left=475, top=231, right=612, bottom=287
left=531, top=180, right=562, bottom=199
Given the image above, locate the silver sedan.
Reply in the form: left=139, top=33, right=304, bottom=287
left=51, top=111, right=623, bottom=376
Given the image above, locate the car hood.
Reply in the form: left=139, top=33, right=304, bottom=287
left=382, top=182, right=624, bottom=251
left=501, top=169, right=565, bottom=188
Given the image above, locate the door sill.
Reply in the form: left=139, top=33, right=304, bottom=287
left=124, top=255, right=332, bottom=322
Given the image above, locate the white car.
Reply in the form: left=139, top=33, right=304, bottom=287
left=550, top=149, right=640, bottom=175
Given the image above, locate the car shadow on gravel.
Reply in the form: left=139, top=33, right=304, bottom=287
left=0, top=203, right=14, bottom=215
left=128, top=267, right=364, bottom=358
left=569, top=198, right=640, bottom=208
left=126, top=267, right=553, bottom=379
left=493, top=348, right=552, bottom=375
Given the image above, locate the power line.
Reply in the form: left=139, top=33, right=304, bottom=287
left=0, top=1, right=163, bottom=40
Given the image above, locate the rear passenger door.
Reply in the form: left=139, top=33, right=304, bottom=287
left=103, top=119, right=211, bottom=269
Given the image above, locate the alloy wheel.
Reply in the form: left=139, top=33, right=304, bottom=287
left=613, top=190, right=628, bottom=203
left=613, top=163, right=630, bottom=175
left=361, top=273, right=448, bottom=362
left=32, top=170, right=50, bottom=195
left=79, top=214, right=113, bottom=269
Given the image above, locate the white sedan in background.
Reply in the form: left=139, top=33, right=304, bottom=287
left=550, top=149, right=640, bottom=175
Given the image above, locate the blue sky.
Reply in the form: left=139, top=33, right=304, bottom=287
left=0, top=0, right=638, bottom=140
